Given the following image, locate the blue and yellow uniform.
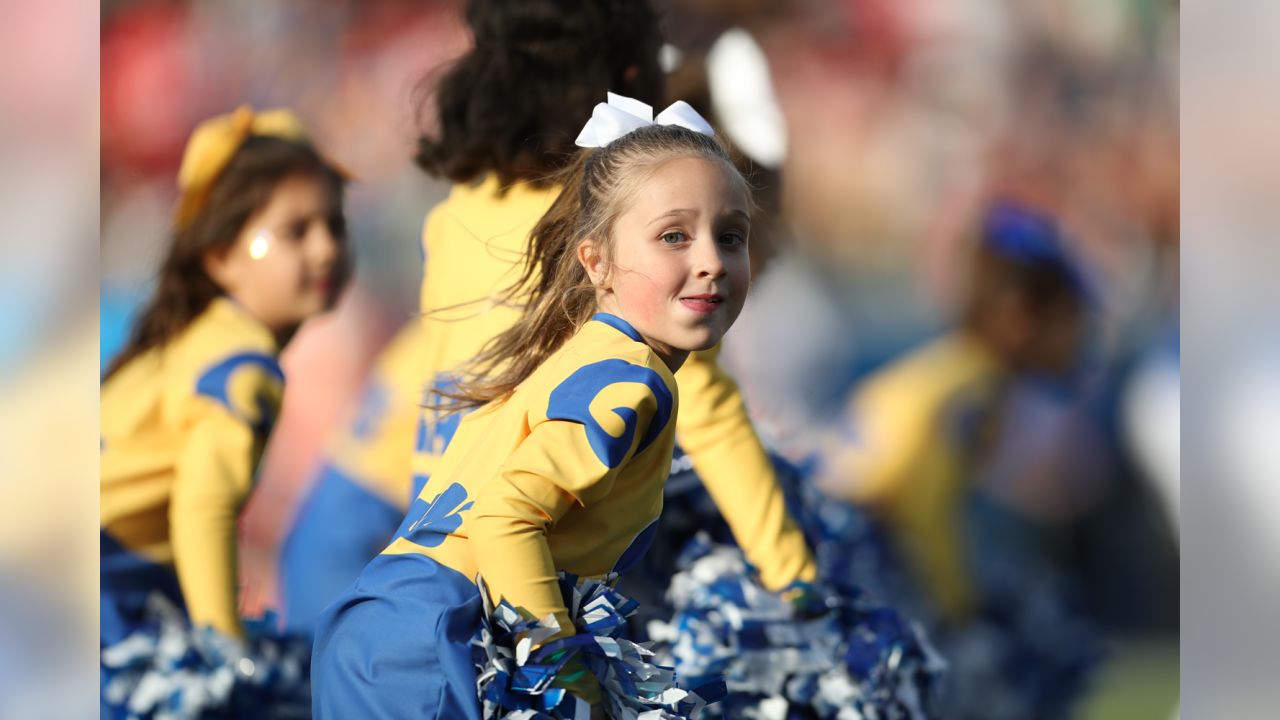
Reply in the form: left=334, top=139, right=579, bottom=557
left=312, top=313, right=677, bottom=718
left=279, top=176, right=553, bottom=635
left=820, top=331, right=1002, bottom=620
left=408, top=176, right=556, bottom=493
left=280, top=321, right=425, bottom=632
left=101, top=297, right=284, bottom=642
left=282, top=175, right=814, bottom=635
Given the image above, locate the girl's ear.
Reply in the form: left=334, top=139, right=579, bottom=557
left=202, top=244, right=239, bottom=293
left=577, top=238, right=610, bottom=289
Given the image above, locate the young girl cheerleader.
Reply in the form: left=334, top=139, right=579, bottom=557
left=312, top=96, right=755, bottom=718
left=100, top=107, right=349, bottom=712
left=817, top=201, right=1098, bottom=718
left=282, top=0, right=816, bottom=638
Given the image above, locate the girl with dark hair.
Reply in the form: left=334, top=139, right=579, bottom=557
left=414, top=0, right=665, bottom=186
left=100, top=106, right=349, bottom=698
left=311, top=96, right=750, bottom=719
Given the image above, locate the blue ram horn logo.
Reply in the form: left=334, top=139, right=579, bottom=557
left=546, top=359, right=674, bottom=469
left=194, top=352, right=284, bottom=433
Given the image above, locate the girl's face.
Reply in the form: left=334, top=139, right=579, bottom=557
left=584, top=156, right=751, bottom=370
left=205, top=173, right=347, bottom=335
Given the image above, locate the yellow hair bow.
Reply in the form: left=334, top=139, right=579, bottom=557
left=174, top=105, right=311, bottom=229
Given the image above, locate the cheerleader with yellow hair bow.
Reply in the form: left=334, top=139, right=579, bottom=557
left=100, top=106, right=350, bottom=716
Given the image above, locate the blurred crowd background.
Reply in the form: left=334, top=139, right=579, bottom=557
left=0, top=0, right=1202, bottom=716
left=94, top=0, right=1179, bottom=717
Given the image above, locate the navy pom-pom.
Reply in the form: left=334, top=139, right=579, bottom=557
left=100, top=595, right=311, bottom=719
left=472, top=572, right=725, bottom=719
left=648, top=539, right=945, bottom=719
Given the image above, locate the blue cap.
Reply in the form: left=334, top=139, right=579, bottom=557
left=981, top=200, right=1096, bottom=305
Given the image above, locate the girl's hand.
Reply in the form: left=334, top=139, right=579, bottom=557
left=548, top=651, right=603, bottom=707
left=780, top=579, right=828, bottom=619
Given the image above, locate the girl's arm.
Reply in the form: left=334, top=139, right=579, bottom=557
left=171, top=358, right=282, bottom=638
left=171, top=413, right=257, bottom=638
left=673, top=347, right=818, bottom=591
left=467, top=360, right=669, bottom=705
left=467, top=421, right=581, bottom=634
left=467, top=415, right=650, bottom=708
left=468, top=431, right=642, bottom=633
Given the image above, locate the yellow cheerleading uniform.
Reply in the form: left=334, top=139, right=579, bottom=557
left=821, top=331, right=1002, bottom=620
left=311, top=314, right=677, bottom=717
left=320, top=321, right=426, bottom=507
left=409, top=176, right=558, bottom=491
left=414, top=175, right=815, bottom=591
left=101, top=297, right=284, bottom=639
left=389, top=313, right=677, bottom=633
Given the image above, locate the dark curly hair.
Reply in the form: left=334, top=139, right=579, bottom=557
left=415, top=0, right=666, bottom=189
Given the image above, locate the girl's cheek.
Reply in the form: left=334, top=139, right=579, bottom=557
left=621, top=288, right=653, bottom=323
left=619, top=274, right=660, bottom=322
left=248, top=231, right=271, bottom=260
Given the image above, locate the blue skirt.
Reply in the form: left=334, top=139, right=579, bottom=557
left=100, top=530, right=186, bottom=646
left=311, top=552, right=486, bottom=720
left=281, top=461, right=404, bottom=637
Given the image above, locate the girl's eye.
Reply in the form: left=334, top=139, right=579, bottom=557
left=660, top=231, right=687, bottom=245
left=287, top=221, right=309, bottom=242
left=328, top=215, right=347, bottom=239
left=719, top=231, right=746, bottom=247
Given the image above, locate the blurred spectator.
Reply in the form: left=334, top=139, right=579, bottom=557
left=813, top=202, right=1103, bottom=719
left=818, top=201, right=1091, bottom=621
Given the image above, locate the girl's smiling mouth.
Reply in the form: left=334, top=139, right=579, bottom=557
left=679, top=293, right=724, bottom=313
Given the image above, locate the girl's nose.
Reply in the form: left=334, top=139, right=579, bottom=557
left=694, top=236, right=727, bottom=279
left=309, top=221, right=341, bottom=267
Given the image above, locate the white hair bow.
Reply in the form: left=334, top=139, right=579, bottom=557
left=574, top=92, right=715, bottom=148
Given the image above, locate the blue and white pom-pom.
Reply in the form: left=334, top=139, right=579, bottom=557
left=783, top=460, right=1101, bottom=719
left=100, top=595, right=311, bottom=719
left=471, top=572, right=727, bottom=719
left=647, top=537, right=945, bottom=720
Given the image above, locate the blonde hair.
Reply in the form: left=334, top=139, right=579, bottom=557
left=445, top=123, right=747, bottom=409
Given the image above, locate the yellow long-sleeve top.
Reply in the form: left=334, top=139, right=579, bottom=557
left=101, top=298, right=284, bottom=637
left=820, top=331, right=1003, bottom=620
left=385, top=314, right=677, bottom=636
left=414, top=175, right=815, bottom=590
